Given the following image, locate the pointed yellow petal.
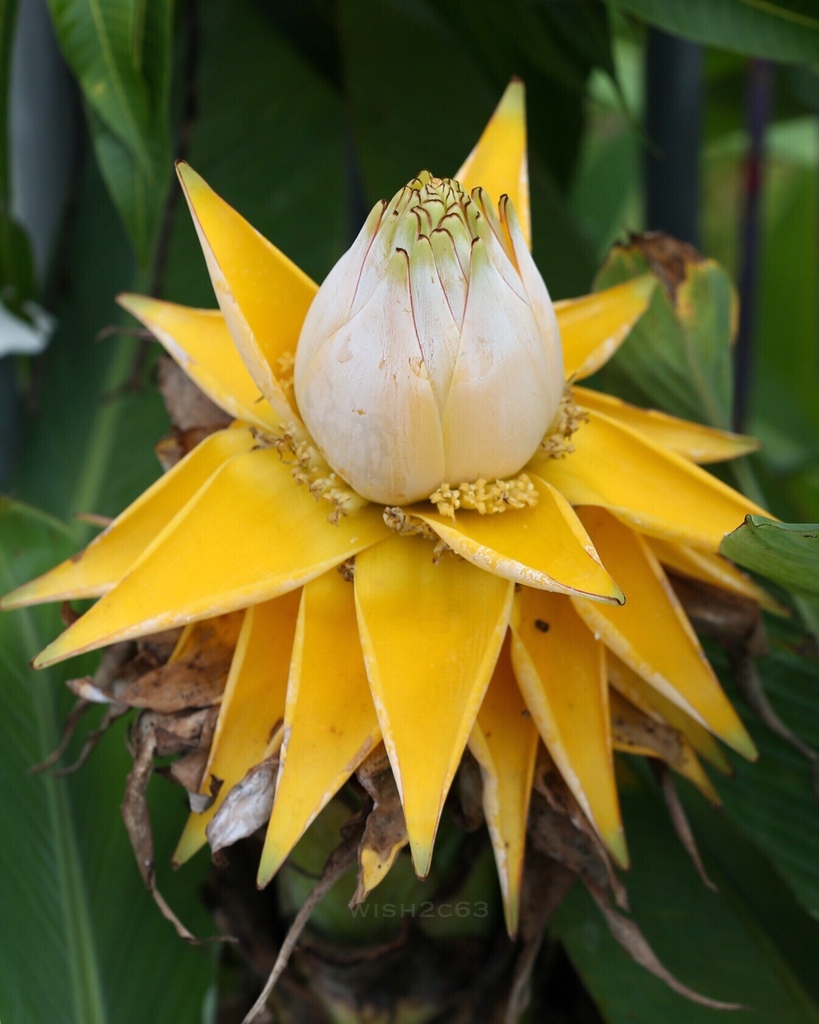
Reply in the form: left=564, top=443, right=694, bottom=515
left=533, top=409, right=770, bottom=551
left=454, top=80, right=530, bottom=248
left=575, top=387, right=760, bottom=463
left=118, top=295, right=279, bottom=431
left=35, top=449, right=388, bottom=666
left=412, top=474, right=623, bottom=603
left=2, top=427, right=256, bottom=609
left=176, top=162, right=317, bottom=422
left=468, top=635, right=538, bottom=936
left=354, top=535, right=513, bottom=877
left=174, top=593, right=298, bottom=865
left=607, top=652, right=731, bottom=775
left=510, top=589, right=626, bottom=867
left=556, top=276, right=655, bottom=379
left=257, top=570, right=380, bottom=887
left=610, top=690, right=721, bottom=803
left=572, top=508, right=756, bottom=759
left=647, top=536, right=783, bottom=613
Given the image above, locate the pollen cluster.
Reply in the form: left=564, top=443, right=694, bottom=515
left=429, top=474, right=538, bottom=516
left=266, top=422, right=362, bottom=522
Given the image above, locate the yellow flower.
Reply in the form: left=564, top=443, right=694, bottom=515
left=2, top=81, right=772, bottom=937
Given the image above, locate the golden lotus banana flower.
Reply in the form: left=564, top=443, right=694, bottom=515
left=2, top=80, right=773, bottom=939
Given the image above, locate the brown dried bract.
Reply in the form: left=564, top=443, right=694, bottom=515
left=156, top=354, right=233, bottom=432
left=351, top=748, right=409, bottom=906
left=586, top=880, right=744, bottom=1011
left=617, top=231, right=704, bottom=299
left=122, top=706, right=231, bottom=944
left=207, top=756, right=280, bottom=860
left=670, top=572, right=767, bottom=655
left=531, top=751, right=628, bottom=909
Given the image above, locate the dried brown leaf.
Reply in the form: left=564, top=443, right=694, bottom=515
left=586, top=881, right=744, bottom=1010
left=165, top=746, right=210, bottom=797
left=670, top=573, right=768, bottom=653
left=156, top=427, right=226, bottom=471
left=653, top=762, right=717, bottom=892
left=454, top=749, right=485, bottom=832
left=351, top=751, right=408, bottom=906
left=122, top=710, right=233, bottom=944
left=157, top=354, right=232, bottom=432
left=150, top=706, right=218, bottom=758
left=52, top=704, right=131, bottom=777
left=618, top=231, right=704, bottom=299
left=532, top=754, right=628, bottom=910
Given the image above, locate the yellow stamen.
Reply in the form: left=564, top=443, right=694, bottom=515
left=539, top=385, right=587, bottom=460
left=429, top=474, right=538, bottom=517
left=383, top=507, right=451, bottom=562
left=265, top=422, right=364, bottom=523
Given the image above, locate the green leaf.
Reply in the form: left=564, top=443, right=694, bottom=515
left=11, top=151, right=166, bottom=521
left=606, top=0, right=819, bottom=65
left=751, top=143, right=819, bottom=523
left=0, top=0, right=37, bottom=319
left=88, top=107, right=167, bottom=282
left=0, top=500, right=214, bottom=1024
left=713, top=621, right=819, bottom=918
left=0, top=501, right=106, bottom=1024
left=338, top=0, right=600, bottom=296
left=164, top=0, right=347, bottom=294
left=1, top=140, right=211, bottom=1024
left=721, top=516, right=819, bottom=597
left=591, top=242, right=735, bottom=428
left=552, top=765, right=819, bottom=1023
left=0, top=208, right=36, bottom=318
left=46, top=0, right=155, bottom=167
left=0, top=0, right=18, bottom=205
left=46, top=0, right=174, bottom=270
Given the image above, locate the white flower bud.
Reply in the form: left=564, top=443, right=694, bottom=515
left=294, top=173, right=564, bottom=505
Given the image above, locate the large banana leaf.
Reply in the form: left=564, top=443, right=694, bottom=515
left=607, top=0, right=819, bottom=64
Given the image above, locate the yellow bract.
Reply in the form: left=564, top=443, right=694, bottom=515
left=355, top=535, right=513, bottom=877
left=258, top=571, right=380, bottom=887
left=1, top=80, right=771, bottom=937
left=454, top=79, right=530, bottom=247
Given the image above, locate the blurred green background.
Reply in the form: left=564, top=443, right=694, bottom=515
left=0, top=1, right=817, bottom=1021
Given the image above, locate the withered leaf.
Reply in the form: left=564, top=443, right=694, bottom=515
left=454, top=749, right=486, bottom=833
left=670, top=573, right=768, bottom=654
left=586, top=881, right=744, bottom=1010
left=351, top=749, right=408, bottom=906
left=610, top=690, right=712, bottom=783
left=122, top=709, right=230, bottom=944
left=156, top=427, right=225, bottom=471
left=165, top=747, right=210, bottom=800
left=652, top=762, right=717, bottom=892
left=532, top=753, right=628, bottom=910
left=157, top=354, right=232, bottom=433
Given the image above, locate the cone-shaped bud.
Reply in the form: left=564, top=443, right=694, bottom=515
left=294, top=173, right=564, bottom=505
